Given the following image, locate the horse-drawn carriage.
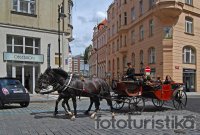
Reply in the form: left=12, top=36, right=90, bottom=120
left=111, top=74, right=187, bottom=113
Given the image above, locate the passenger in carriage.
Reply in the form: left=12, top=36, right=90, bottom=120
left=142, top=75, right=155, bottom=91
left=163, top=75, right=173, bottom=84
left=156, top=76, right=162, bottom=84
left=125, top=63, right=135, bottom=80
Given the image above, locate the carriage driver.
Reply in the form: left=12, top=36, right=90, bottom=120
left=125, top=63, right=135, bottom=80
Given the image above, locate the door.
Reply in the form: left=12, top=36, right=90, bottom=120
left=183, top=69, right=196, bottom=92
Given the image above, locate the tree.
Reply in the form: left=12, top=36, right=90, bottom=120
left=84, top=44, right=92, bottom=64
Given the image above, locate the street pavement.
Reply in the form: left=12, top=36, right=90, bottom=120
left=0, top=93, right=200, bottom=135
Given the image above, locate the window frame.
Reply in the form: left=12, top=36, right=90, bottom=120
left=182, top=46, right=196, bottom=64
left=148, top=47, right=156, bottom=64
left=12, top=0, right=36, bottom=15
left=185, top=17, right=193, bottom=34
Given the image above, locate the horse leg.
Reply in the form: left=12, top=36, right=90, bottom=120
left=91, top=97, right=100, bottom=119
left=71, top=97, right=77, bottom=120
left=105, top=95, right=115, bottom=117
left=84, top=97, right=94, bottom=115
left=62, top=98, right=73, bottom=116
left=54, top=95, right=62, bottom=117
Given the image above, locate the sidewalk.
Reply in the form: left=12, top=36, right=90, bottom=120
left=30, top=94, right=58, bottom=103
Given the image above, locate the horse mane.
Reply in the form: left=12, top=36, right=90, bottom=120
left=51, top=68, right=68, bottom=79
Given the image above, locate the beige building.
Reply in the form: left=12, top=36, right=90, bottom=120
left=89, top=0, right=200, bottom=92
left=0, top=0, right=73, bottom=93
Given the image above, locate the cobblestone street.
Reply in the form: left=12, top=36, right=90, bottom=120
left=0, top=97, right=200, bottom=135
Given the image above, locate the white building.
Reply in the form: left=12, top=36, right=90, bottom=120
left=0, top=0, right=73, bottom=94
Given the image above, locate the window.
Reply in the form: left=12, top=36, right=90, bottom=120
left=131, top=30, right=135, bottom=44
left=131, top=7, right=135, bottom=21
left=185, top=17, right=193, bottom=34
left=117, top=58, right=120, bottom=70
left=185, top=0, right=193, bottom=5
left=6, top=35, right=40, bottom=54
left=117, top=39, right=119, bottom=51
left=149, top=19, right=154, bottom=36
left=124, top=35, right=127, bottom=46
left=112, top=42, right=115, bottom=53
left=120, top=35, right=122, bottom=48
left=132, top=53, right=135, bottom=66
left=140, top=50, right=144, bottom=63
left=139, top=25, right=144, bottom=40
left=124, top=12, right=127, bottom=25
left=148, top=47, right=156, bottom=64
left=119, top=14, right=121, bottom=27
left=12, top=0, right=36, bottom=14
left=124, top=0, right=127, bottom=4
left=68, top=1, right=73, bottom=25
left=149, top=0, right=155, bottom=9
left=163, top=27, right=173, bottom=39
left=183, top=46, right=195, bottom=64
left=139, top=0, right=143, bottom=15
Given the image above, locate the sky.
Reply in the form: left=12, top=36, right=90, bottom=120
left=70, top=0, right=113, bottom=56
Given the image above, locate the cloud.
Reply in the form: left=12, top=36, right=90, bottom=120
left=77, top=16, right=87, bottom=24
left=89, top=11, right=107, bottom=23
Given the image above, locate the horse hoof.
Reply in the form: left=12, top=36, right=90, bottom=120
left=112, top=112, right=115, bottom=118
left=71, top=115, right=76, bottom=121
left=68, top=112, right=73, bottom=116
left=84, top=111, right=89, bottom=115
left=53, top=112, right=58, bottom=117
left=90, top=112, right=96, bottom=119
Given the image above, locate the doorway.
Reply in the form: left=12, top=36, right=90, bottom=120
left=183, top=69, right=196, bottom=92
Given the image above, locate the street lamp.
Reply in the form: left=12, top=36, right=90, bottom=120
left=58, top=2, right=66, bottom=68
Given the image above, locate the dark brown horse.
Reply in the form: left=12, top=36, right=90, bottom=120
left=35, top=67, right=114, bottom=120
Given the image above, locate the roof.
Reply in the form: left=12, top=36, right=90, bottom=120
left=97, top=19, right=107, bottom=30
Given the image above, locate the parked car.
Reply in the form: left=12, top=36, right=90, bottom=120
left=0, top=78, right=30, bottom=109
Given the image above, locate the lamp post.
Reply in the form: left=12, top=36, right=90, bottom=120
left=58, top=2, right=66, bottom=68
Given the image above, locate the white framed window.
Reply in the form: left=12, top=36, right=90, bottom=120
left=149, top=19, right=154, bottom=36
left=7, top=35, right=40, bottom=54
left=12, top=0, right=36, bottom=14
left=185, top=0, right=193, bottom=5
left=148, top=47, right=156, bottom=64
left=131, top=30, right=135, bottom=44
left=139, top=25, right=144, bottom=40
left=183, top=46, right=195, bottom=64
left=185, top=17, right=193, bottom=34
left=131, top=7, right=135, bottom=21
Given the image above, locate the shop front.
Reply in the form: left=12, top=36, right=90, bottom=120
left=183, top=69, right=196, bottom=92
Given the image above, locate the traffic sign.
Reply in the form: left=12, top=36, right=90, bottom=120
left=145, top=66, right=151, bottom=75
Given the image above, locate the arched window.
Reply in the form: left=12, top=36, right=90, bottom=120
left=132, top=53, right=135, bottom=66
left=183, top=46, right=196, bottom=64
left=140, top=50, right=143, bottom=63
left=148, top=47, right=156, bottom=64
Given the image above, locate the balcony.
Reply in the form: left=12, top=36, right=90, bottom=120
left=153, top=0, right=184, bottom=22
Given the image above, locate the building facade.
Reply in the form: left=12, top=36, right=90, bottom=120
left=89, top=0, right=200, bottom=92
left=0, top=0, right=73, bottom=94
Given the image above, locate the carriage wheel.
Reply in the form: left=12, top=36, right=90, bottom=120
left=173, top=90, right=187, bottom=110
left=129, top=96, right=145, bottom=114
left=112, top=93, right=125, bottom=110
left=152, top=98, right=164, bottom=108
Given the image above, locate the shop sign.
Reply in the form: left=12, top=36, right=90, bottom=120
left=3, top=52, right=44, bottom=63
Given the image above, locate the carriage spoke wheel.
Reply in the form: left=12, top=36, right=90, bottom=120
left=112, top=93, right=125, bottom=110
left=129, top=96, right=145, bottom=114
left=173, top=90, right=187, bottom=110
left=152, top=98, right=164, bottom=108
